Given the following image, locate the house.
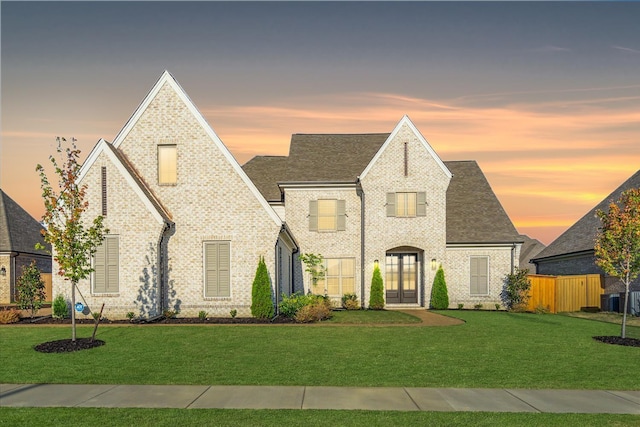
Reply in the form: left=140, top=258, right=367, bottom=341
left=518, top=235, right=545, bottom=273
left=244, top=120, right=523, bottom=309
left=52, top=71, right=522, bottom=318
left=531, top=169, right=640, bottom=294
left=0, top=189, right=51, bottom=303
left=52, top=71, right=298, bottom=319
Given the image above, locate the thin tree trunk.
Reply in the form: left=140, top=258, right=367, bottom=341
left=71, top=281, right=77, bottom=342
left=621, top=274, right=630, bottom=339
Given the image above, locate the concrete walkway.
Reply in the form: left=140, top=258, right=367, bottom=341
left=2, top=384, right=639, bottom=413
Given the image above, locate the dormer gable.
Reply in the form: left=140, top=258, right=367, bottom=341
left=108, top=71, right=283, bottom=227
left=359, top=115, right=452, bottom=181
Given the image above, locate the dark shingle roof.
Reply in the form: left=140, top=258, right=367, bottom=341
left=285, top=133, right=389, bottom=182
left=243, top=134, right=521, bottom=244
left=242, top=156, right=290, bottom=202
left=518, top=235, right=546, bottom=271
left=533, top=169, right=640, bottom=261
left=444, top=161, right=521, bottom=244
left=0, top=189, right=50, bottom=255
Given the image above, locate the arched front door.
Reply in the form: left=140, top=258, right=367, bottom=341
left=385, top=253, right=418, bottom=304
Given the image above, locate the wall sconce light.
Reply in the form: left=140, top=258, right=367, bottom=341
left=374, top=259, right=379, bottom=268
left=0, top=266, right=6, bottom=276
left=431, top=259, right=437, bottom=270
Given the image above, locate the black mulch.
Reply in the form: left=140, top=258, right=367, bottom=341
left=34, top=338, right=105, bottom=353
left=17, top=315, right=296, bottom=325
left=593, top=336, right=640, bottom=347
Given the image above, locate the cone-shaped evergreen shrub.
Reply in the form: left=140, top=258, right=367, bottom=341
left=369, top=265, right=385, bottom=310
left=251, top=256, right=274, bottom=319
left=430, top=265, right=449, bottom=309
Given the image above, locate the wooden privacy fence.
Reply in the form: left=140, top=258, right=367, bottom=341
left=527, top=274, right=604, bottom=313
left=42, top=273, right=52, bottom=302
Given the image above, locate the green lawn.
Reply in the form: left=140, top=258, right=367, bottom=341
left=1, top=408, right=638, bottom=427
left=1, top=311, right=638, bottom=389
left=327, top=309, right=422, bottom=324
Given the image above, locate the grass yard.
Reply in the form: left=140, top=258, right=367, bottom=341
left=1, top=408, right=638, bottom=427
left=327, top=309, right=422, bottom=324
left=1, top=311, right=638, bottom=389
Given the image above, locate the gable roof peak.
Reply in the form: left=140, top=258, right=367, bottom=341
left=359, top=115, right=452, bottom=180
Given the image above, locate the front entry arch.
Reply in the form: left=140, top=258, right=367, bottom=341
left=385, top=253, right=418, bottom=304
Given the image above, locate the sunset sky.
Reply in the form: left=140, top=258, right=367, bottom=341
left=2, top=2, right=640, bottom=246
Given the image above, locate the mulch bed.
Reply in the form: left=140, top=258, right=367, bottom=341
left=593, top=336, right=640, bottom=347
left=14, top=315, right=296, bottom=325
left=34, top=338, right=105, bottom=353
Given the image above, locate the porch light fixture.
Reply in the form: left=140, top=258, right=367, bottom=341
left=431, top=259, right=437, bottom=270
left=374, top=259, right=379, bottom=268
left=0, top=266, right=5, bottom=276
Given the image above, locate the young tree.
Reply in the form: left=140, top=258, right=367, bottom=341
left=16, top=260, right=47, bottom=318
left=251, top=256, right=274, bottom=319
left=501, top=267, right=531, bottom=311
left=430, top=265, right=450, bottom=309
left=369, top=264, right=385, bottom=310
left=595, top=188, right=640, bottom=339
left=298, top=253, right=326, bottom=292
left=36, top=137, right=108, bottom=341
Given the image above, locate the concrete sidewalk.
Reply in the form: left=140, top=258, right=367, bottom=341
left=1, top=384, right=639, bottom=413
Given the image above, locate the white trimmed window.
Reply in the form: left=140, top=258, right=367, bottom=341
left=386, top=192, right=426, bottom=217
left=204, top=241, right=230, bottom=297
left=93, top=235, right=119, bottom=293
left=312, top=258, right=355, bottom=297
left=470, top=256, right=489, bottom=295
left=309, top=200, right=346, bottom=232
left=158, top=145, right=177, bottom=185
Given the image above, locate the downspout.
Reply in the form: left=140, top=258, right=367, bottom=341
left=10, top=252, right=17, bottom=302
left=274, top=238, right=279, bottom=316
left=157, top=221, right=174, bottom=316
left=356, top=179, right=365, bottom=309
left=511, top=243, right=516, bottom=274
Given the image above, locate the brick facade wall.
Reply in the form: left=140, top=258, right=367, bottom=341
left=444, top=246, right=517, bottom=309
left=52, top=150, right=166, bottom=319
left=360, top=123, right=450, bottom=307
left=115, top=82, right=281, bottom=318
left=284, top=188, right=361, bottom=301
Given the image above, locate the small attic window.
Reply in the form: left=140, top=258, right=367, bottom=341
left=158, top=145, right=177, bottom=185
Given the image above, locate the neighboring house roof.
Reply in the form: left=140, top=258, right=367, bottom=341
left=444, top=161, right=521, bottom=244
left=518, top=235, right=546, bottom=272
left=0, top=189, right=50, bottom=255
left=243, top=135, right=521, bottom=245
left=532, top=169, right=640, bottom=262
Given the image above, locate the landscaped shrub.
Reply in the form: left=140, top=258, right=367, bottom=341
left=251, top=256, right=274, bottom=319
left=198, top=310, right=208, bottom=321
left=294, top=300, right=331, bottom=323
left=163, top=309, right=178, bottom=319
left=430, top=265, right=449, bottom=309
left=369, top=265, right=384, bottom=310
left=52, top=294, right=69, bottom=319
left=280, top=292, right=332, bottom=319
left=0, top=308, right=20, bottom=324
left=501, top=267, right=531, bottom=311
left=16, top=260, right=46, bottom=318
left=342, top=293, right=360, bottom=310
left=279, top=292, right=310, bottom=318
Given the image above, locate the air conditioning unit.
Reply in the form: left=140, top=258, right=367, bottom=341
left=619, top=291, right=640, bottom=316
